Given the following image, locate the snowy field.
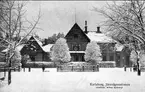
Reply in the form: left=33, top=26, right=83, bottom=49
left=0, top=68, right=145, bottom=92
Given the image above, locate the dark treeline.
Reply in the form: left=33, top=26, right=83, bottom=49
left=42, top=33, right=65, bottom=45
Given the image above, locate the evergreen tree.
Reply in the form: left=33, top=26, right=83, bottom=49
left=51, top=38, right=71, bottom=64
left=85, top=41, right=102, bottom=64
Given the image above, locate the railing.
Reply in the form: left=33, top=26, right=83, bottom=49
left=57, top=65, right=99, bottom=72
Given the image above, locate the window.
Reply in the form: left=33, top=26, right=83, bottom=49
left=109, top=55, right=114, bottom=61
left=30, top=56, right=35, bottom=61
left=103, top=55, right=106, bottom=61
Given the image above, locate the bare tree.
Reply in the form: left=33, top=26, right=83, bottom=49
left=0, top=0, right=41, bottom=84
left=94, top=0, right=145, bottom=75
left=0, top=0, right=41, bottom=64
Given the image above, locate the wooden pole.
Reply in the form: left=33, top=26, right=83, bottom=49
left=130, top=67, right=132, bottom=72
left=23, top=68, right=25, bottom=72
left=28, top=67, right=31, bottom=72
left=97, top=64, right=99, bottom=71
left=72, top=66, right=73, bottom=72
left=8, top=69, right=11, bottom=85
left=82, top=66, right=84, bottom=72
left=137, top=61, right=141, bottom=76
left=124, top=65, right=126, bottom=71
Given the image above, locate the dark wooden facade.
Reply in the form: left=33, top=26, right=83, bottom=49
left=20, top=36, right=51, bottom=61
left=99, top=43, right=116, bottom=61
left=115, top=47, right=132, bottom=67
left=65, top=23, right=90, bottom=61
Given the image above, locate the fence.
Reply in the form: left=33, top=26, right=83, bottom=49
left=57, top=65, right=99, bottom=72
left=99, top=61, right=116, bottom=68
left=23, top=62, right=55, bottom=68
left=0, top=66, right=21, bottom=72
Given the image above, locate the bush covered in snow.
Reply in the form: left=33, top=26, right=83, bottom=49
left=51, top=38, right=71, bottom=64
left=85, top=41, right=102, bottom=64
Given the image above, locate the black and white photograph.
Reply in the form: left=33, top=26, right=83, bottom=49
left=0, top=0, right=145, bottom=92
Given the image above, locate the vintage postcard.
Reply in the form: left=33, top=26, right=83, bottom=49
left=0, top=0, right=145, bottom=92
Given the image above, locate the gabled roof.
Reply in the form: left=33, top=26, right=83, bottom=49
left=29, top=36, right=43, bottom=47
left=20, top=36, right=45, bottom=53
left=65, top=23, right=90, bottom=42
left=65, top=23, right=117, bottom=43
left=2, top=44, right=24, bottom=52
left=24, top=36, right=53, bottom=53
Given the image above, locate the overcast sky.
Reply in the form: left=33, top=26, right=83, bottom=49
left=24, top=1, right=117, bottom=39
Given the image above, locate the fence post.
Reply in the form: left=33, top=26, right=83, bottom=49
left=8, top=69, right=11, bottom=85
left=4, top=67, right=6, bottom=76
left=42, top=67, right=45, bottom=72
left=23, top=68, right=25, bottom=72
left=57, top=66, right=58, bottom=72
left=72, top=66, right=73, bottom=72
left=28, top=67, right=31, bottom=72
left=130, top=67, right=132, bottom=72
left=82, top=66, right=84, bottom=72
left=97, top=64, right=99, bottom=72
left=58, top=65, right=60, bottom=72
left=138, top=68, right=141, bottom=76
left=18, top=66, right=20, bottom=72
left=60, top=65, right=62, bottom=71
left=124, top=65, right=126, bottom=71
left=93, top=66, right=95, bottom=72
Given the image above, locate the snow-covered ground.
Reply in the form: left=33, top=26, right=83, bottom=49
left=0, top=68, right=145, bottom=92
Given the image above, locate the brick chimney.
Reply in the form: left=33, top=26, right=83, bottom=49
left=96, top=26, right=101, bottom=33
left=84, top=20, right=88, bottom=34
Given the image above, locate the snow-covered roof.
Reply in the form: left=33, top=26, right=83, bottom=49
left=86, top=32, right=117, bottom=43
left=16, top=45, right=25, bottom=51
left=33, top=36, right=43, bottom=46
left=42, top=44, right=53, bottom=52
left=115, top=43, right=124, bottom=51
left=1, top=45, right=24, bottom=52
